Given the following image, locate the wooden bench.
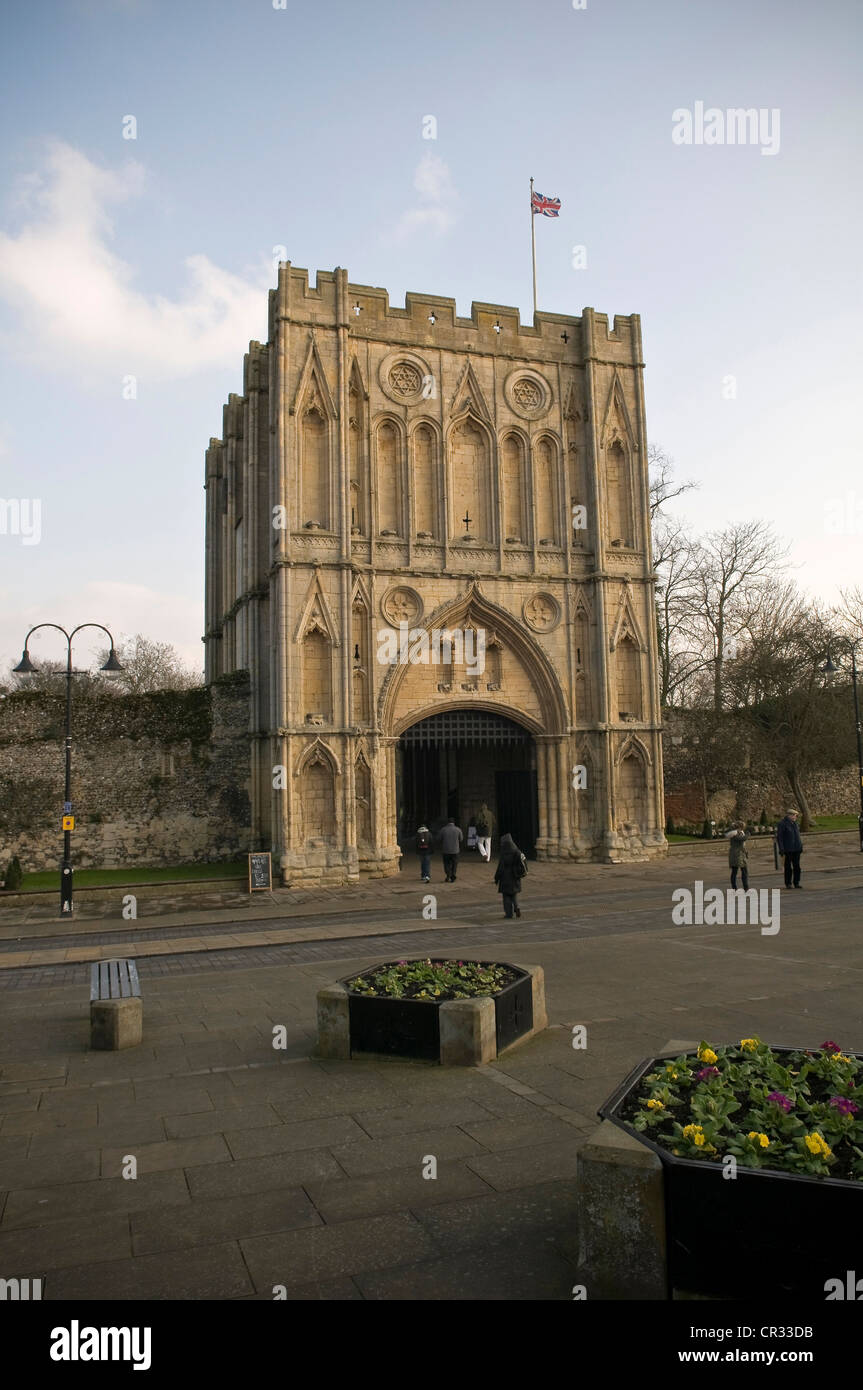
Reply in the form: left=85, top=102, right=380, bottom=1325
left=90, top=958, right=143, bottom=1050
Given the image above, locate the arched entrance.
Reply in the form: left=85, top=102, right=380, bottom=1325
left=397, top=709, right=539, bottom=857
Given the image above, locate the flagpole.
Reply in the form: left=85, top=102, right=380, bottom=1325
left=530, top=176, right=537, bottom=320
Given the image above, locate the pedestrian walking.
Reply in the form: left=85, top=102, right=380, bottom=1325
left=725, top=821, right=750, bottom=891
left=776, top=808, right=804, bottom=888
left=494, top=832, right=527, bottom=919
left=415, top=823, right=432, bottom=883
left=438, top=818, right=463, bottom=882
left=475, top=801, right=495, bottom=862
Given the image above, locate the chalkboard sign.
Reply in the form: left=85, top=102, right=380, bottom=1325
left=248, top=852, right=272, bottom=892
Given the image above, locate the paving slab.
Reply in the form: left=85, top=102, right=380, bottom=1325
left=0, top=1150, right=100, bottom=1190
left=100, top=1133, right=232, bottom=1176
left=328, top=1127, right=487, bottom=1178
left=304, top=1161, right=493, bottom=1224
left=131, top=1188, right=322, bottom=1255
left=164, top=1104, right=281, bottom=1140
left=0, top=1169, right=191, bottom=1229
left=354, top=1239, right=578, bottom=1301
left=0, top=1210, right=133, bottom=1272
left=465, top=1136, right=583, bottom=1192
left=240, top=1211, right=438, bottom=1291
left=184, top=1148, right=344, bottom=1201
left=224, top=1114, right=366, bottom=1160
left=46, top=1241, right=253, bottom=1300
left=411, top=1178, right=579, bottom=1252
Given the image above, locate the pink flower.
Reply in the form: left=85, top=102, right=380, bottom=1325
left=695, top=1066, right=720, bottom=1081
left=829, top=1096, right=859, bottom=1116
left=821, top=1040, right=840, bottom=1052
left=767, top=1091, right=793, bottom=1112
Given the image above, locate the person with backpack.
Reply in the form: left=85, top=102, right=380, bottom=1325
left=474, top=801, right=495, bottom=862
left=494, top=832, right=527, bottom=919
left=415, top=824, right=433, bottom=883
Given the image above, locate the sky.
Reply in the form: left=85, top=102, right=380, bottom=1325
left=1, top=0, right=861, bottom=677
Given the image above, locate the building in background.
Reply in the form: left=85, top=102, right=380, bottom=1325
left=204, top=263, right=666, bottom=884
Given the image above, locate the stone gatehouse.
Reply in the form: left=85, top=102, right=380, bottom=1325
left=204, top=263, right=666, bottom=884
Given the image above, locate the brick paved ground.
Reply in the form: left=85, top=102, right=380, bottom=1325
left=0, top=835, right=860, bottom=1300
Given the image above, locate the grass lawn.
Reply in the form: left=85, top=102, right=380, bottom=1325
left=13, top=861, right=247, bottom=892
left=807, top=814, right=860, bottom=833
left=668, top=814, right=859, bottom=842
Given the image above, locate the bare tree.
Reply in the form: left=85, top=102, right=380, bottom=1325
left=726, top=598, right=847, bottom=829
left=6, top=658, right=99, bottom=695
left=836, top=587, right=863, bottom=643
left=648, top=443, right=699, bottom=520
left=96, top=635, right=202, bottom=694
left=684, top=521, right=790, bottom=713
left=652, top=514, right=704, bottom=706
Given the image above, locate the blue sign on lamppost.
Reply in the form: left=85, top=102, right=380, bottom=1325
left=14, top=624, right=123, bottom=915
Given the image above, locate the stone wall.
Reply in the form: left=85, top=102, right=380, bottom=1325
left=662, top=708, right=860, bottom=824
left=0, top=673, right=252, bottom=873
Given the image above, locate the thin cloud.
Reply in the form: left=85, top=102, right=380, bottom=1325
left=389, top=153, right=459, bottom=243
left=0, top=142, right=269, bottom=378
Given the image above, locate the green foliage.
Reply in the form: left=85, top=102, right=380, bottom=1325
left=346, top=958, right=517, bottom=1002
left=665, top=816, right=676, bottom=835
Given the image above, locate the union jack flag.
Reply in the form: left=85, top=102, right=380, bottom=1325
left=531, top=190, right=561, bottom=217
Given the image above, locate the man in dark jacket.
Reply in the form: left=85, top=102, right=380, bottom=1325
left=776, top=808, right=803, bottom=888
left=438, top=819, right=463, bottom=882
left=494, top=832, right=526, bottom=919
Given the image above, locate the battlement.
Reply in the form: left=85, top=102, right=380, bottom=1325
left=268, top=262, right=638, bottom=353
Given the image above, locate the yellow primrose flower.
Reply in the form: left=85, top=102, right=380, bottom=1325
left=693, top=1132, right=706, bottom=1147
left=646, top=1098, right=665, bottom=1110
left=665, top=1067, right=679, bottom=1079
left=747, top=1132, right=770, bottom=1148
left=830, top=1053, right=851, bottom=1064
left=682, top=1123, right=704, bottom=1141
left=740, top=1038, right=758, bottom=1052
left=697, top=1046, right=718, bottom=1064
left=804, top=1132, right=832, bottom=1158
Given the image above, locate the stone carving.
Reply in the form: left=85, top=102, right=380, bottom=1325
left=381, top=586, right=423, bottom=625
left=389, top=362, right=422, bottom=396
left=523, top=593, right=560, bottom=633
left=506, top=369, right=550, bottom=418
left=512, top=378, right=541, bottom=409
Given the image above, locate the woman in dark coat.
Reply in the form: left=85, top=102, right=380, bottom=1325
left=494, top=832, right=526, bottom=919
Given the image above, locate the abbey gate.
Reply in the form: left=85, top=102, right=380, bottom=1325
left=204, top=263, right=666, bottom=884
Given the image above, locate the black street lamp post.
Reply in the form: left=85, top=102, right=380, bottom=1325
left=14, top=625, right=123, bottom=915
left=822, top=642, right=863, bottom=853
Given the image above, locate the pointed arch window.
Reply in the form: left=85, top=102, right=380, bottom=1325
left=501, top=434, right=526, bottom=543
left=376, top=420, right=403, bottom=536
left=302, top=407, right=330, bottom=529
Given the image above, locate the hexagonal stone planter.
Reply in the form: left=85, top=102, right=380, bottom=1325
left=316, top=959, right=547, bottom=1066
left=578, top=1041, right=863, bottom=1299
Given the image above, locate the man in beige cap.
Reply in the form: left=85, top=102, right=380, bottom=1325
left=776, top=808, right=803, bottom=888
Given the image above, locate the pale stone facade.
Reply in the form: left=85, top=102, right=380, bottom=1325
left=204, top=263, right=666, bottom=883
